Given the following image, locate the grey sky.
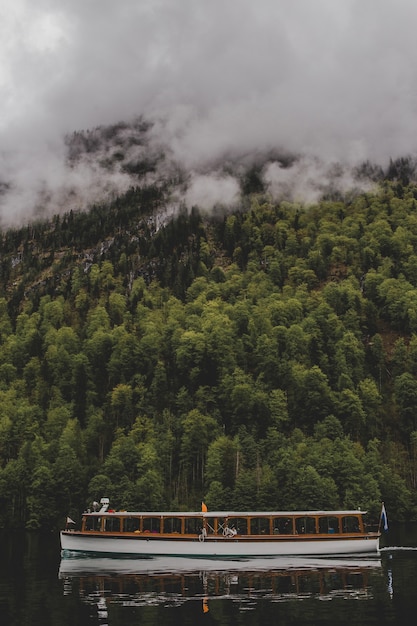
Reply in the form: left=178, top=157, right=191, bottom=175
left=1, top=0, right=417, bottom=223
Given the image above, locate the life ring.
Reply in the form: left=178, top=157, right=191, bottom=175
left=223, top=526, right=237, bottom=537
left=199, top=527, right=207, bottom=542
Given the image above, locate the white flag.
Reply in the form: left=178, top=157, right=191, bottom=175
left=66, top=517, right=75, bottom=524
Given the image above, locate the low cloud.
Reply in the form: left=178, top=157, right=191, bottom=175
left=1, top=1, right=417, bottom=225
left=264, top=157, right=374, bottom=205
left=184, top=173, right=240, bottom=211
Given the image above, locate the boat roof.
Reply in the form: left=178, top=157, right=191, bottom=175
left=83, top=509, right=367, bottom=517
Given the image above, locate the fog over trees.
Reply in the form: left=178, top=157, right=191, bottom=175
left=0, top=154, right=417, bottom=527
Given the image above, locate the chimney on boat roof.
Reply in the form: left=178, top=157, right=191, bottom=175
left=99, top=497, right=110, bottom=513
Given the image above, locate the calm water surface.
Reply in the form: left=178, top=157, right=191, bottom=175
left=0, top=526, right=416, bottom=626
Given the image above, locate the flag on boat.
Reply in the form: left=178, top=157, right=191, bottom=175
left=66, top=517, right=75, bottom=525
left=381, top=503, right=388, bottom=532
left=201, top=502, right=208, bottom=512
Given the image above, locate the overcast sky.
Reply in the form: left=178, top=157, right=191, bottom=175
left=1, top=0, right=417, bottom=224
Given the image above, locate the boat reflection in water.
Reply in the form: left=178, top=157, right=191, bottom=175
left=59, top=554, right=383, bottom=617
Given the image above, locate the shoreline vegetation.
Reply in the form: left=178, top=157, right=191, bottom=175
left=1, top=156, right=417, bottom=529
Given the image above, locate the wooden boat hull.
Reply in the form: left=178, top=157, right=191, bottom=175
left=60, top=530, right=380, bottom=557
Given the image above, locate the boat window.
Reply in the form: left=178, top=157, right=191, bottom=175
left=272, top=517, right=293, bottom=534
left=103, top=517, right=121, bottom=532
left=295, top=516, right=316, bottom=534
left=205, top=517, right=218, bottom=535
left=162, top=517, right=182, bottom=533
left=318, top=516, right=339, bottom=534
left=249, top=517, right=270, bottom=535
left=184, top=518, right=202, bottom=534
left=84, top=516, right=101, bottom=531
left=227, top=518, right=247, bottom=534
left=142, top=517, right=161, bottom=533
left=124, top=517, right=140, bottom=533
left=342, top=515, right=361, bottom=533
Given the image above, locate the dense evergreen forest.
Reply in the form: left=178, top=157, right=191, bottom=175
left=1, top=159, right=417, bottom=530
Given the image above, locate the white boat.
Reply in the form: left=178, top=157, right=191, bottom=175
left=60, top=498, right=381, bottom=558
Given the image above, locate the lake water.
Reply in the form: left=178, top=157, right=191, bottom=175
left=0, top=526, right=416, bottom=626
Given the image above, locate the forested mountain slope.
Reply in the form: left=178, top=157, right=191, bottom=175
left=0, top=170, right=417, bottom=529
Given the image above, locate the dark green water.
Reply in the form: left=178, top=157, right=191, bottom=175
left=0, top=527, right=416, bottom=626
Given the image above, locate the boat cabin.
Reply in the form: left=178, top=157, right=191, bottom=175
left=80, top=510, right=366, bottom=538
